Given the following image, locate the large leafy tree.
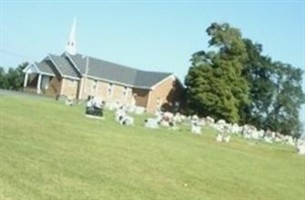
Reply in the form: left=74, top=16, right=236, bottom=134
left=266, top=62, right=305, bottom=137
left=185, top=23, right=304, bottom=136
left=185, top=23, right=249, bottom=123
left=240, top=39, right=276, bottom=128
left=241, top=39, right=305, bottom=136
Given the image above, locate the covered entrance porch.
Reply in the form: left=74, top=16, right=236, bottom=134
left=23, top=63, right=59, bottom=97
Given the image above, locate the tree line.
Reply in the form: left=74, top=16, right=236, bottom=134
left=0, top=63, right=27, bottom=90
left=185, top=22, right=305, bottom=137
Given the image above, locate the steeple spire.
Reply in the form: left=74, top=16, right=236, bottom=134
left=66, top=17, right=77, bottom=55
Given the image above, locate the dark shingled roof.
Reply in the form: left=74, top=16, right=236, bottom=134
left=35, top=60, right=55, bottom=75
left=134, top=71, right=172, bottom=88
left=87, top=56, right=138, bottom=86
left=66, top=53, right=172, bottom=88
left=63, top=53, right=87, bottom=74
left=48, top=54, right=80, bottom=79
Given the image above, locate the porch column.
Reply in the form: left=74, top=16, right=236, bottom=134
left=37, top=74, right=42, bottom=94
left=60, top=79, right=65, bottom=95
left=23, top=73, right=29, bottom=87
left=78, top=78, right=84, bottom=99
left=146, top=90, right=152, bottom=112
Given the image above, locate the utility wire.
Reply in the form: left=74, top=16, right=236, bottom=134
left=0, top=48, right=35, bottom=61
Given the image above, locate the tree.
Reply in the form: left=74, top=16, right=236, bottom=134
left=185, top=23, right=249, bottom=123
left=5, top=62, right=27, bottom=90
left=266, top=62, right=305, bottom=137
left=240, top=39, right=276, bottom=129
left=186, top=22, right=305, bottom=136
left=0, top=67, right=8, bottom=89
left=240, top=39, right=305, bottom=136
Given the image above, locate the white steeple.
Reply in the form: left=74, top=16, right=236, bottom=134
left=66, top=18, right=77, bottom=55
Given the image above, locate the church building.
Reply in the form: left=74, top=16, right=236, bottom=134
left=22, top=19, right=184, bottom=113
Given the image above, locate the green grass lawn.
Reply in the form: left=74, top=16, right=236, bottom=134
left=0, top=94, right=304, bottom=200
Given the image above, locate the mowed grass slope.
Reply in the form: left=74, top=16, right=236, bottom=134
left=0, top=95, right=304, bottom=200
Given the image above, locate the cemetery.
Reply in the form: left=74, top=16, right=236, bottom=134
left=1, top=5, right=304, bottom=199
left=1, top=89, right=305, bottom=200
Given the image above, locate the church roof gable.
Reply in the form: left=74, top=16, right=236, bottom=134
left=48, top=54, right=80, bottom=79
left=36, top=60, right=56, bottom=75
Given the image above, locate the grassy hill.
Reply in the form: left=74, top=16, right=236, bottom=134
left=1, top=94, right=304, bottom=200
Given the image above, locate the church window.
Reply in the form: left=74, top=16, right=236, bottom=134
left=122, top=86, right=127, bottom=96
left=93, top=80, right=97, bottom=89
left=108, top=83, right=113, bottom=97
left=92, top=80, right=97, bottom=94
